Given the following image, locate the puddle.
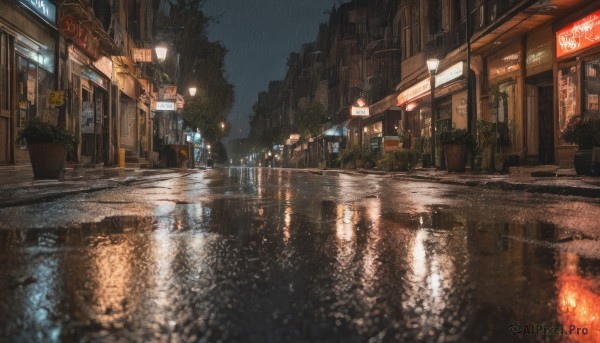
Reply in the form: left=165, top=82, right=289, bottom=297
left=0, top=215, right=156, bottom=248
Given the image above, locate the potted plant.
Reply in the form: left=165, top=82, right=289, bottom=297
left=560, top=114, right=600, bottom=175
left=17, top=118, right=78, bottom=179
left=477, top=120, right=512, bottom=172
left=440, top=128, right=475, bottom=172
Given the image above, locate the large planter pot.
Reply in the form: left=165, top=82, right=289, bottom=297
left=443, top=144, right=468, bottom=172
left=28, top=143, right=67, bottom=179
left=574, top=149, right=593, bottom=176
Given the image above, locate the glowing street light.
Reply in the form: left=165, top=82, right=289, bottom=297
left=189, top=86, right=197, bottom=96
left=155, top=43, right=168, bottom=62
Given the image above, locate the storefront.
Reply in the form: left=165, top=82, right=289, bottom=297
left=114, top=52, right=148, bottom=162
left=484, top=40, right=523, bottom=158
left=0, top=0, right=58, bottom=165
left=363, top=93, right=402, bottom=153
left=555, top=6, right=600, bottom=166
left=69, top=51, right=111, bottom=165
left=396, top=61, right=468, bottom=167
left=58, top=6, right=120, bottom=166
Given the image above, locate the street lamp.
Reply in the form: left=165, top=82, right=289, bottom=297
left=155, top=43, right=168, bottom=62
left=188, top=86, right=197, bottom=96
left=427, top=58, right=439, bottom=168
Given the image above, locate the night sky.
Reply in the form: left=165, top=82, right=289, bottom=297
left=203, top=0, right=341, bottom=140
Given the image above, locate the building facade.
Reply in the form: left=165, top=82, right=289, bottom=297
left=0, top=0, right=59, bottom=165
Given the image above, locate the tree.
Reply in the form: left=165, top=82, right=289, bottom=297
left=159, top=0, right=234, bottom=142
left=299, top=102, right=327, bottom=138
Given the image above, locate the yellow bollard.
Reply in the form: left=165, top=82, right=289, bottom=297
left=118, top=148, right=125, bottom=168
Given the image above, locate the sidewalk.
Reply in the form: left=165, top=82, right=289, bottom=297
left=0, top=164, right=598, bottom=209
left=317, top=165, right=600, bottom=199
left=0, top=165, right=195, bottom=208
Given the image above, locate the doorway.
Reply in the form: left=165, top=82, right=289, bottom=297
left=538, top=84, right=554, bottom=164
left=526, top=72, right=554, bottom=164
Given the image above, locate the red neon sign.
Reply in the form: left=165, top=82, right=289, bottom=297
left=557, top=9, right=600, bottom=58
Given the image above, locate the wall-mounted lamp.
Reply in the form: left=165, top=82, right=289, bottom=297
left=356, top=97, right=367, bottom=107
left=155, top=43, right=168, bottom=62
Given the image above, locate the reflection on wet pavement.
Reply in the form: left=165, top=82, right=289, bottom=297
left=0, top=167, right=599, bottom=342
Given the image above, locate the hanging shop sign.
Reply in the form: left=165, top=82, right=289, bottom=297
left=132, top=49, right=153, bottom=63
left=19, top=0, right=56, bottom=25
left=156, top=101, right=175, bottom=111
left=351, top=106, right=370, bottom=116
left=58, top=15, right=100, bottom=59
left=557, top=8, right=600, bottom=58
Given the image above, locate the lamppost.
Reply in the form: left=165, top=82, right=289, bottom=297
left=427, top=58, right=439, bottom=168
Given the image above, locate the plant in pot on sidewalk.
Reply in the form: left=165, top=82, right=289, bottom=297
left=560, top=114, right=600, bottom=176
left=440, top=128, right=475, bottom=172
left=17, top=117, right=78, bottom=179
left=476, top=119, right=511, bottom=172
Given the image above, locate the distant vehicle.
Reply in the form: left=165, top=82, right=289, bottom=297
left=206, top=158, right=214, bottom=168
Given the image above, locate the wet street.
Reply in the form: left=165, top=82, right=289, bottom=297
left=0, top=167, right=599, bottom=342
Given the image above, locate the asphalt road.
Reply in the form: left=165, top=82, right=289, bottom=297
left=0, top=167, right=599, bottom=342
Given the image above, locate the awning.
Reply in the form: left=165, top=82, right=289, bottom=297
left=369, top=92, right=399, bottom=116
left=323, top=125, right=347, bottom=138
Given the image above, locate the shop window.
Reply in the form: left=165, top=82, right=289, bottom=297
left=584, top=60, right=600, bottom=115
left=558, top=65, right=578, bottom=132
left=16, top=54, right=55, bottom=126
